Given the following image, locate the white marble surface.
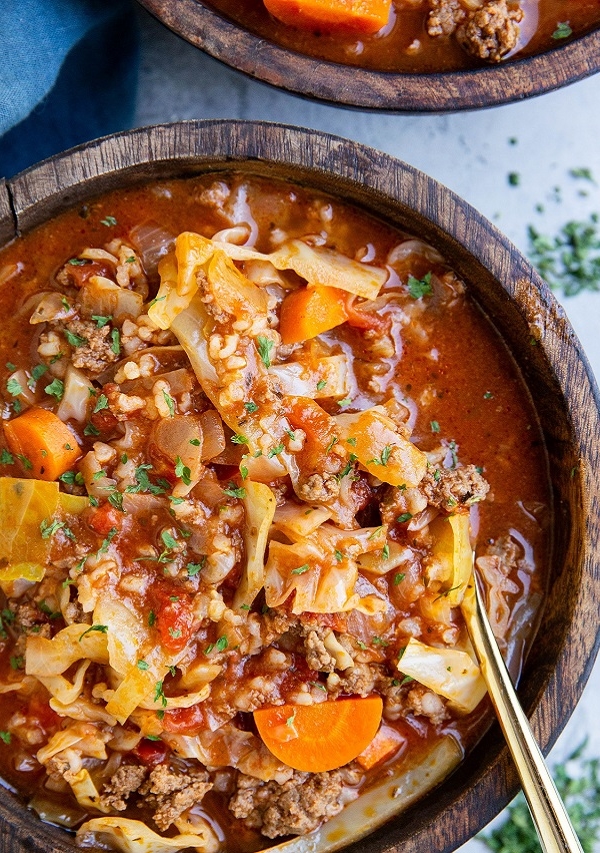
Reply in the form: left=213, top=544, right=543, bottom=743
left=133, top=7, right=600, bottom=847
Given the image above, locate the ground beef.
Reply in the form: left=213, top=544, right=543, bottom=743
left=297, top=473, right=340, bottom=503
left=65, top=318, right=119, bottom=378
left=139, top=763, right=212, bottom=831
left=420, top=464, right=489, bottom=510
left=427, top=0, right=465, bottom=37
left=303, top=629, right=337, bottom=673
left=100, top=764, right=148, bottom=811
left=456, top=0, right=522, bottom=62
left=229, top=770, right=346, bottom=838
left=8, top=601, right=52, bottom=638
left=336, top=662, right=384, bottom=697
left=405, top=684, right=448, bottom=726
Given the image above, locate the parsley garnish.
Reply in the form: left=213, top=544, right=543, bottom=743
left=64, top=329, right=88, bottom=347
left=101, top=215, right=118, bottom=227
left=397, top=512, right=413, bottom=523
left=45, top=378, right=64, bottom=401
left=154, top=680, right=168, bottom=707
left=528, top=214, right=600, bottom=296
left=244, top=400, right=259, bottom=413
left=368, top=445, right=392, bottom=466
left=110, top=329, right=121, bottom=356
left=231, top=433, right=249, bottom=445
left=430, top=420, right=440, bottom=433
left=223, top=482, right=246, bottom=499
left=79, top=624, right=108, bottom=641
left=268, top=443, right=284, bottom=458
left=316, top=379, right=327, bottom=391
left=6, top=377, right=22, bottom=397
left=256, top=335, right=274, bottom=368
left=84, top=422, right=100, bottom=436
left=93, top=394, right=109, bottom=414
left=407, top=272, right=432, bottom=299
left=187, top=557, right=206, bottom=577
left=92, top=314, right=112, bottom=328
left=174, top=456, right=191, bottom=485
left=162, top=390, right=175, bottom=417
left=552, top=21, right=572, bottom=39
left=0, top=449, right=14, bottom=465
left=291, top=564, right=310, bottom=575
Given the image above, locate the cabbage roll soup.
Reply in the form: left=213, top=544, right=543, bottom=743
left=0, top=174, right=549, bottom=852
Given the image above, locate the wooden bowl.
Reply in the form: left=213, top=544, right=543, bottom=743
left=0, top=120, right=599, bottom=852
left=135, top=1, right=600, bottom=111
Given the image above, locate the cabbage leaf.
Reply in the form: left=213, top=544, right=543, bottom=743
left=398, top=637, right=486, bottom=713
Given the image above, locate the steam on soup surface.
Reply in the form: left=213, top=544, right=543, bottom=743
left=0, top=173, right=549, bottom=852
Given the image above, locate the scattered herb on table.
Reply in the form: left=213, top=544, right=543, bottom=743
left=527, top=214, right=600, bottom=296
left=479, top=741, right=600, bottom=853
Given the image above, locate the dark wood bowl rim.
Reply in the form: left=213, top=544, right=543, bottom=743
left=0, top=120, right=599, bottom=853
left=136, top=0, right=600, bottom=111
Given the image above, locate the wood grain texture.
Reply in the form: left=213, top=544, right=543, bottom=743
left=0, top=181, right=16, bottom=247
left=3, top=121, right=600, bottom=853
left=136, top=0, right=600, bottom=111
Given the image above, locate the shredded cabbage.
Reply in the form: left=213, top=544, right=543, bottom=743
left=76, top=817, right=218, bottom=853
left=233, top=481, right=277, bottom=610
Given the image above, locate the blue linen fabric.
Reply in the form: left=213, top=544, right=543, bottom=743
left=0, top=0, right=139, bottom=179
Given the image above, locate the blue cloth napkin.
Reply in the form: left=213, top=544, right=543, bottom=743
left=0, top=0, right=139, bottom=179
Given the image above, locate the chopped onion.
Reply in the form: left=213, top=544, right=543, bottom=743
left=129, top=221, right=175, bottom=279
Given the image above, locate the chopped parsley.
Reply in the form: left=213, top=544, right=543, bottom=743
left=337, top=397, right=352, bottom=408
left=97, top=527, right=118, bottom=556
left=397, top=512, right=413, bottom=524
left=137, top=660, right=150, bottom=671
left=231, top=433, right=249, bottom=445
left=100, top=215, right=118, bottom=227
left=84, top=422, right=100, bottom=437
left=110, top=329, right=121, bottom=356
left=325, top=436, right=338, bottom=453
left=16, top=453, right=32, bottom=470
left=6, top=377, right=22, bottom=397
left=528, top=214, right=600, bottom=296
left=382, top=543, right=390, bottom=560
left=407, top=272, right=432, bottom=299
left=291, top=564, right=310, bottom=575
left=316, top=379, right=327, bottom=391
left=368, top=445, right=392, bottom=467
left=0, top=449, right=14, bottom=465
left=40, top=518, right=66, bottom=538
left=223, top=482, right=246, bottom=499
left=268, top=443, right=284, bottom=458
left=552, top=21, right=573, bottom=39
left=162, top=390, right=175, bottom=417
left=0, top=732, right=11, bottom=745
left=79, top=624, right=108, bottom=641
left=334, top=549, right=344, bottom=563
left=64, top=329, right=88, bottom=347
left=92, top=314, right=112, bottom=328
left=154, top=680, right=168, bottom=708
left=187, top=558, right=206, bottom=577
left=508, top=172, right=521, bottom=187
left=393, top=572, right=405, bottom=585
left=244, top=400, right=259, bottom=413
left=125, top=463, right=166, bottom=496
left=430, top=420, right=440, bottom=433
left=174, top=456, right=191, bottom=485
left=256, top=335, right=274, bottom=368
left=44, top=378, right=64, bottom=401
left=93, top=394, right=109, bottom=414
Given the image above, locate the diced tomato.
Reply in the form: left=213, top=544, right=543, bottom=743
left=155, top=594, right=194, bottom=653
left=66, top=260, right=113, bottom=288
left=161, top=703, right=208, bottom=735
left=283, top=397, right=334, bottom=445
left=90, top=409, right=119, bottom=433
left=87, top=502, right=123, bottom=536
left=345, top=294, right=389, bottom=332
left=132, top=737, right=169, bottom=767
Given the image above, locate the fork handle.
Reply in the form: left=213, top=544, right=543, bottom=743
left=463, top=576, right=584, bottom=853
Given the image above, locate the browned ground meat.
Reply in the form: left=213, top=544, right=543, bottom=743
left=405, top=684, right=449, bottom=726
left=139, top=763, right=213, bottom=831
left=427, top=0, right=465, bottom=37
left=65, top=318, right=119, bottom=377
left=456, top=0, right=522, bottom=62
left=420, top=464, right=490, bottom=509
left=297, top=473, right=341, bottom=503
left=303, top=629, right=337, bottom=672
left=100, top=764, right=148, bottom=811
left=229, top=770, right=346, bottom=837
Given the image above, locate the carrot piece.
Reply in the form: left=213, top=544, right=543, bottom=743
left=3, top=407, right=80, bottom=481
left=263, top=0, right=392, bottom=35
left=356, top=724, right=405, bottom=769
left=254, top=696, right=383, bottom=772
left=279, top=284, right=349, bottom=345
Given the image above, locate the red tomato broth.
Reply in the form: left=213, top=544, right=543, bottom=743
left=205, top=0, right=600, bottom=72
left=0, top=173, right=550, bottom=851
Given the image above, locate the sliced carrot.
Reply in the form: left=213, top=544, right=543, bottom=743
left=263, top=0, right=392, bottom=35
left=254, top=696, right=383, bottom=772
left=356, top=724, right=405, bottom=769
left=3, top=407, right=80, bottom=481
left=279, top=284, right=349, bottom=345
